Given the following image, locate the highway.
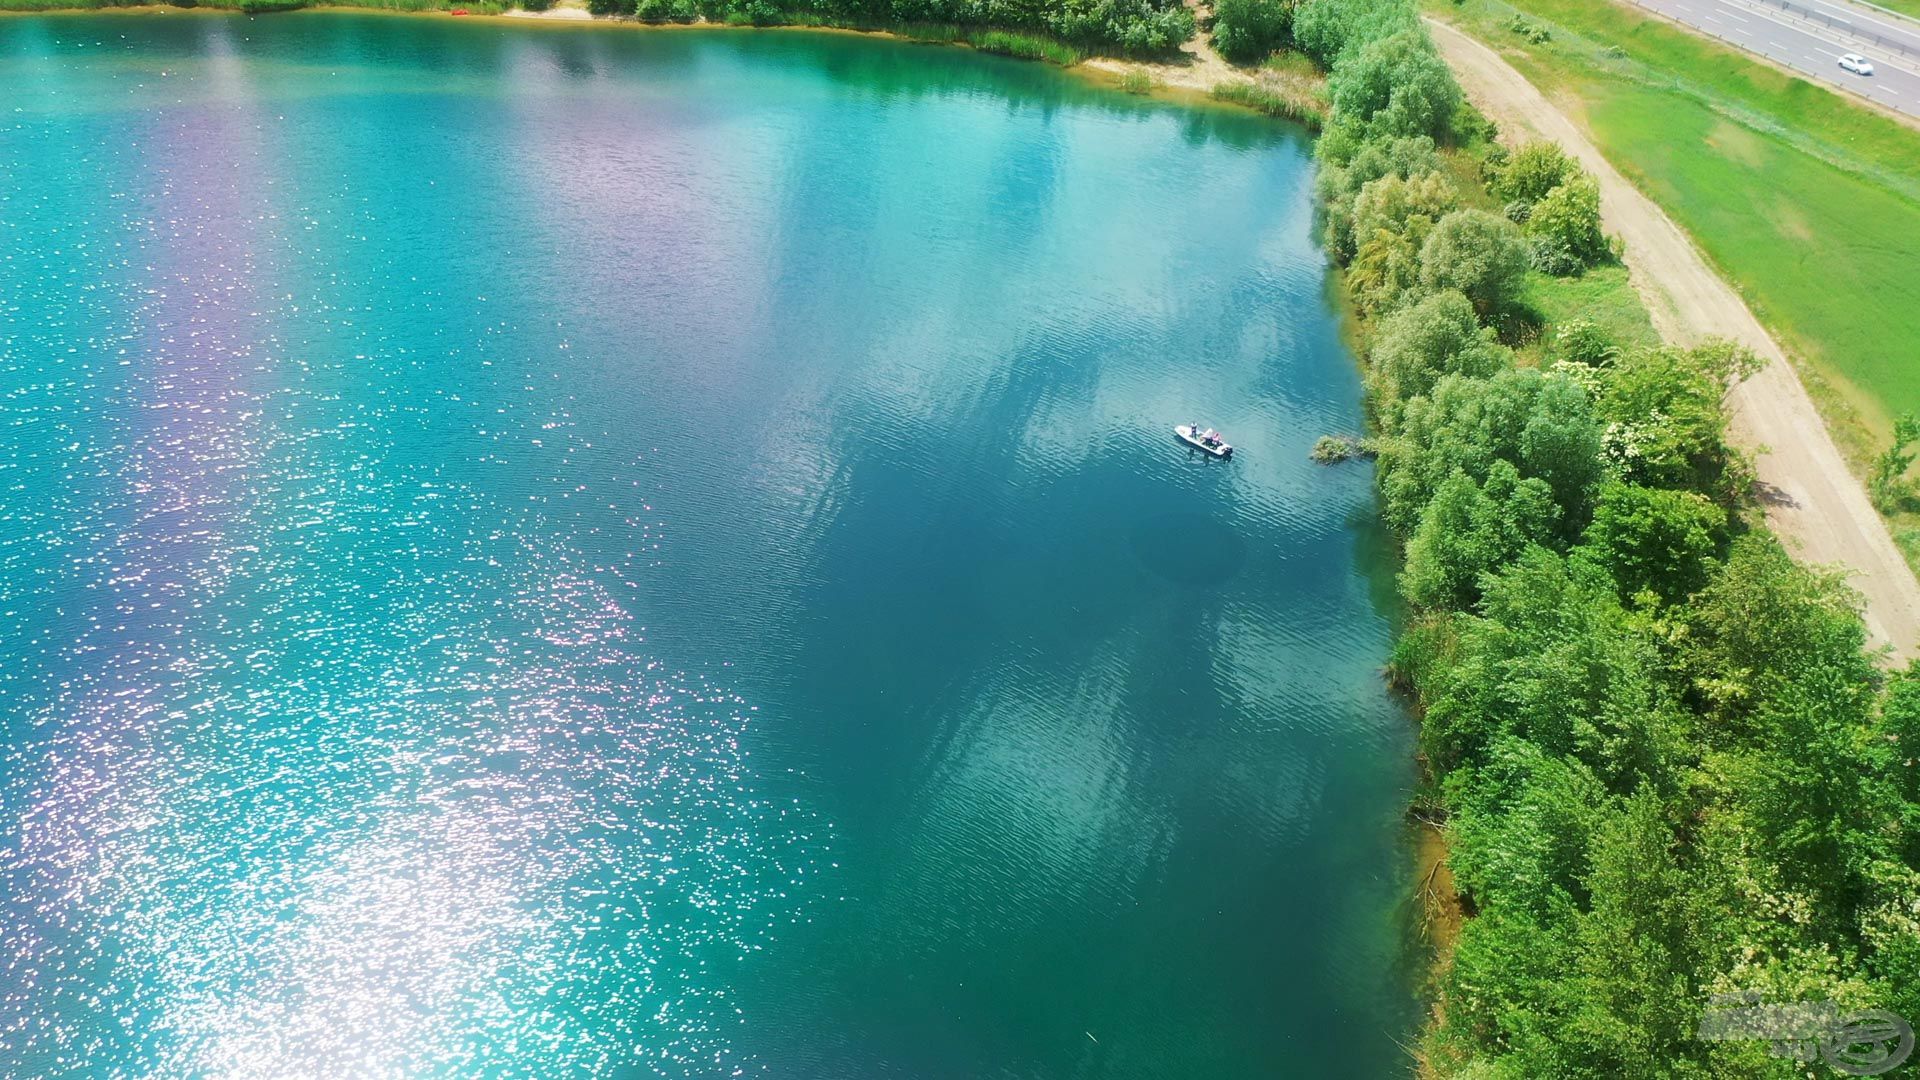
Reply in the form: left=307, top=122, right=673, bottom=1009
left=1634, top=0, right=1920, bottom=120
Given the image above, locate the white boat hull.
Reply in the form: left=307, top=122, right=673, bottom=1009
left=1175, top=424, right=1232, bottom=458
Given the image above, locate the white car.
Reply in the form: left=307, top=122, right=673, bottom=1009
left=1839, top=53, right=1876, bottom=76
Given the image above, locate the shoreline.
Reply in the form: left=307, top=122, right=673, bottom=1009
left=0, top=2, right=1323, bottom=120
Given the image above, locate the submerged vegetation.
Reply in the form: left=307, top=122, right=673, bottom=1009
left=1219, top=0, right=1920, bottom=1072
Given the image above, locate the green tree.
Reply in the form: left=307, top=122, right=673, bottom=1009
left=1725, top=666, right=1885, bottom=927
left=1315, top=134, right=1441, bottom=255
left=1418, top=208, right=1529, bottom=316
left=1558, top=790, right=1714, bottom=1077
left=1365, top=289, right=1509, bottom=424
left=1399, top=462, right=1557, bottom=611
left=1578, top=482, right=1725, bottom=607
left=1210, top=0, right=1292, bottom=63
left=1414, top=547, right=1683, bottom=784
left=1378, top=367, right=1603, bottom=536
left=1326, top=28, right=1461, bottom=141
left=1351, top=169, right=1458, bottom=251
left=1881, top=665, right=1920, bottom=807
left=1445, top=740, right=1610, bottom=919
left=1680, top=533, right=1873, bottom=732
left=1596, top=341, right=1759, bottom=501
left=1869, top=412, right=1920, bottom=512
left=1290, top=0, right=1416, bottom=64
left=1346, top=227, right=1422, bottom=315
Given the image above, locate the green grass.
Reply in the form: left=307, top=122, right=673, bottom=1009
left=1427, top=0, right=1920, bottom=541
left=1867, top=0, right=1920, bottom=18
left=1210, top=78, right=1326, bottom=126
left=966, top=28, right=1082, bottom=65
left=1518, top=263, right=1659, bottom=358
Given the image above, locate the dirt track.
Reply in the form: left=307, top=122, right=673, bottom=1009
left=1426, top=17, right=1920, bottom=661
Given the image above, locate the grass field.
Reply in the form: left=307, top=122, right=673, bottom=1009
left=1426, top=0, right=1920, bottom=559
left=1520, top=263, right=1660, bottom=354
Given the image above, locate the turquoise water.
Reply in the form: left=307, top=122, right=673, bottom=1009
left=0, top=15, right=1416, bottom=1078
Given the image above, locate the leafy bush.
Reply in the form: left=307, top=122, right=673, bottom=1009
left=1526, top=174, right=1608, bottom=275
left=1291, top=0, right=1416, bottom=65
left=1490, top=140, right=1572, bottom=206
left=1310, top=434, right=1371, bottom=462
left=1210, top=0, right=1292, bottom=63
left=1417, top=208, right=1529, bottom=316
left=1552, top=319, right=1618, bottom=367
left=1365, top=290, right=1509, bottom=422
left=1871, top=413, right=1920, bottom=512
left=1578, top=481, right=1725, bottom=606
left=1326, top=28, right=1460, bottom=141
left=1596, top=341, right=1759, bottom=499
left=1506, top=13, right=1550, bottom=43
left=1315, top=134, right=1440, bottom=255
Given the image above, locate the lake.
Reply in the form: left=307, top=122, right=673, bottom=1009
left=0, top=14, right=1417, bottom=1077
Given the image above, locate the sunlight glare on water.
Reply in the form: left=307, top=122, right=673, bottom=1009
left=0, top=14, right=1415, bottom=1079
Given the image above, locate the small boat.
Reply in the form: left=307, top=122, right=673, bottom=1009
left=450, top=7, right=470, bottom=13
left=1175, top=423, right=1232, bottom=459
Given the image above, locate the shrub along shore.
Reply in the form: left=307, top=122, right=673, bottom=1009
left=9, top=0, right=1919, bottom=1071
left=0, top=0, right=1188, bottom=58
left=1200, top=0, right=1920, bottom=1071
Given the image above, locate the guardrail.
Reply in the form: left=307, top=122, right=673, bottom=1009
left=1851, top=0, right=1920, bottom=29
left=1747, top=0, right=1920, bottom=60
left=1621, top=0, right=1918, bottom=112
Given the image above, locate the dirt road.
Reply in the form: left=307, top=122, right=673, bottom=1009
left=1426, top=17, right=1920, bottom=660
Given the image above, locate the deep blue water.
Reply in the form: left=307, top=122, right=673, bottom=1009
left=0, top=14, right=1417, bottom=1078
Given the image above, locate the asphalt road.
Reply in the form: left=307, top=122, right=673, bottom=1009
left=1637, top=0, right=1920, bottom=119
